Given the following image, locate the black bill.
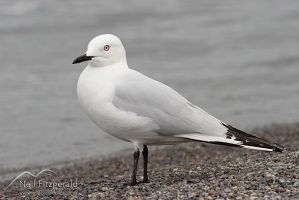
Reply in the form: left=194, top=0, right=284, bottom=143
left=72, top=54, right=94, bottom=64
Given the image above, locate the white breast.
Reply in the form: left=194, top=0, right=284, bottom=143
left=76, top=65, right=160, bottom=143
left=77, top=65, right=119, bottom=129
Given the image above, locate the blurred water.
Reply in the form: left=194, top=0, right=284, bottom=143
left=0, top=0, right=299, bottom=171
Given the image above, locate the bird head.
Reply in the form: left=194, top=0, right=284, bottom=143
left=72, top=34, right=127, bottom=67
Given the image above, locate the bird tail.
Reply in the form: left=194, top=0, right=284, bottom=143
left=176, top=123, right=284, bottom=152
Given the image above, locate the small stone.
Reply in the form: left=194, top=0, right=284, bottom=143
left=202, top=192, right=208, bottom=197
left=258, top=178, right=267, bottom=184
left=188, top=192, right=197, bottom=198
left=88, top=192, right=102, bottom=200
left=100, top=193, right=106, bottom=198
left=206, top=196, right=213, bottom=200
left=224, top=188, right=231, bottom=193
left=265, top=172, right=273, bottom=178
left=293, top=180, right=299, bottom=187
left=278, top=178, right=286, bottom=186
left=276, top=187, right=285, bottom=193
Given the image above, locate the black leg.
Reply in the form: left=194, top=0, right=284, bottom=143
left=142, top=145, right=149, bottom=183
left=130, top=148, right=140, bottom=186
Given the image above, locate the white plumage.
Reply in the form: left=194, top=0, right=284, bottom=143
left=73, top=34, right=283, bottom=185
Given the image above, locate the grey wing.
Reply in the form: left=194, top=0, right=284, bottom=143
left=112, top=69, right=284, bottom=152
left=113, top=69, right=227, bottom=136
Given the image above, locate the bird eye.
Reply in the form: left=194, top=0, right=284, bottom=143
left=104, top=45, right=110, bottom=51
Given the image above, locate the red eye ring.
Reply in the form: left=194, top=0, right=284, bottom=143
left=104, top=45, right=110, bottom=51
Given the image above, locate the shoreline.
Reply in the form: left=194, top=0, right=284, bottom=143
left=1, top=122, right=298, bottom=199
left=0, top=148, right=135, bottom=183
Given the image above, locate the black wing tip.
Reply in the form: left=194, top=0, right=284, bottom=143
left=221, top=123, right=285, bottom=153
left=271, top=143, right=286, bottom=152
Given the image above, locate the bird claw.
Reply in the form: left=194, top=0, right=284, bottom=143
left=130, top=180, right=137, bottom=186
left=142, top=177, right=149, bottom=183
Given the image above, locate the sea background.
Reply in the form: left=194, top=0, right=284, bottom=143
left=0, top=0, right=298, bottom=172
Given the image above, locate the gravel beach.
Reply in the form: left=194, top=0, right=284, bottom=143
left=1, top=123, right=298, bottom=199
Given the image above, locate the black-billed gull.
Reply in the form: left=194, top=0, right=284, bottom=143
left=72, top=34, right=284, bottom=186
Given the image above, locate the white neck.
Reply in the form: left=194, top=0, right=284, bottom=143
left=87, top=60, right=129, bottom=75
left=88, top=58, right=129, bottom=69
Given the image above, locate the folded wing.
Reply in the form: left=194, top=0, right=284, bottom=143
left=113, top=69, right=284, bottom=152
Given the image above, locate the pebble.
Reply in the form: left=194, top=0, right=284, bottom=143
left=1, top=123, right=297, bottom=200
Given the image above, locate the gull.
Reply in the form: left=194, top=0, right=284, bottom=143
left=72, top=34, right=284, bottom=185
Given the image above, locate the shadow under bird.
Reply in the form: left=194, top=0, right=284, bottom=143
left=72, top=34, right=284, bottom=186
